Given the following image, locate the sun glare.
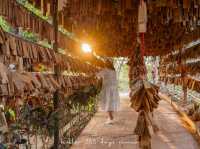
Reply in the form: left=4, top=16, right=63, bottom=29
left=82, top=43, right=92, bottom=53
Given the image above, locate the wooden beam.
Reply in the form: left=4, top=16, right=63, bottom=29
left=52, top=0, right=60, bottom=148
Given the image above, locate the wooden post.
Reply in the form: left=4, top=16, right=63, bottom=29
left=53, top=90, right=60, bottom=148
left=61, top=12, right=64, bottom=27
left=183, top=83, right=187, bottom=103
left=52, top=0, right=59, bottom=148
left=53, top=0, right=58, bottom=53
left=164, top=57, right=167, bottom=86
left=182, top=60, right=187, bottom=104
left=180, top=49, right=187, bottom=103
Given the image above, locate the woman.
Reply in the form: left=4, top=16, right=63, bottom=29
left=97, top=60, right=120, bottom=124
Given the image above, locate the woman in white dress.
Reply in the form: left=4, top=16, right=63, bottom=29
left=97, top=61, right=120, bottom=124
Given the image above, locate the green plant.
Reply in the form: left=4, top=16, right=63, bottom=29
left=20, top=103, right=56, bottom=137
left=16, top=0, right=49, bottom=21
left=20, top=30, right=38, bottom=42
left=0, top=17, right=13, bottom=32
left=68, top=83, right=101, bottom=107
left=17, top=0, right=79, bottom=42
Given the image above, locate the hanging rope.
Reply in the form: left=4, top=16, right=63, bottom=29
left=140, top=32, right=145, bottom=60
left=138, top=0, right=147, bottom=64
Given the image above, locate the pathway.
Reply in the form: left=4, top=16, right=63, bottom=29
left=70, top=95, right=199, bottom=149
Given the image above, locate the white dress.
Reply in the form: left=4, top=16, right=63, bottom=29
left=97, top=68, right=120, bottom=112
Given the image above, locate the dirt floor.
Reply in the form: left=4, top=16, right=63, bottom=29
left=70, top=95, right=200, bottom=149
